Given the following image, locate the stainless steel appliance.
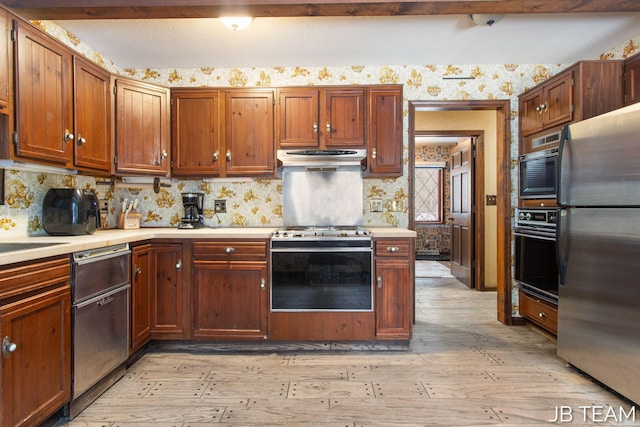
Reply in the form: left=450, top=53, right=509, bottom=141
left=271, top=226, right=372, bottom=311
left=514, top=208, right=558, bottom=302
left=179, top=192, right=204, bottom=229
left=70, top=244, right=131, bottom=405
left=557, top=102, right=640, bottom=405
left=518, top=147, right=558, bottom=200
left=42, top=188, right=101, bottom=235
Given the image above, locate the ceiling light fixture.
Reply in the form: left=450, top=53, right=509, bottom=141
left=468, top=14, right=504, bottom=27
left=220, top=17, right=253, bottom=31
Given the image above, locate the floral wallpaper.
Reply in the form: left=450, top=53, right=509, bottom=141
left=0, top=21, right=638, bottom=240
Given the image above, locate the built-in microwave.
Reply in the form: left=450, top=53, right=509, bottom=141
left=519, top=148, right=558, bottom=200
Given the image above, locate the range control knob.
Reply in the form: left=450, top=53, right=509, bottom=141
left=525, top=212, right=532, bottom=220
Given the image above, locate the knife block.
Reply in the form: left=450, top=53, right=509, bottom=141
left=118, top=212, right=141, bottom=229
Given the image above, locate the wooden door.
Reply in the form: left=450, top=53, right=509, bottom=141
left=115, top=77, right=170, bottom=176
left=450, top=137, right=474, bottom=288
left=368, top=86, right=402, bottom=176
left=73, top=56, right=111, bottom=172
left=192, top=261, right=268, bottom=339
left=0, top=9, right=9, bottom=112
left=276, top=88, right=319, bottom=148
left=225, top=89, right=274, bottom=176
left=151, top=243, right=186, bottom=337
left=519, top=87, right=544, bottom=137
left=14, top=20, right=73, bottom=167
left=171, top=89, right=222, bottom=176
left=0, top=286, right=71, bottom=427
left=323, top=88, right=365, bottom=148
left=131, top=244, right=152, bottom=352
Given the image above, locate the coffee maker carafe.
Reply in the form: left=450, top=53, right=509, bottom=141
left=179, top=192, right=204, bottom=229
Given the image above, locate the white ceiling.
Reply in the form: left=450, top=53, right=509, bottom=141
left=54, top=13, right=640, bottom=70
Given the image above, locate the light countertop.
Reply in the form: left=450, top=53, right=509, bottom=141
left=0, top=227, right=416, bottom=266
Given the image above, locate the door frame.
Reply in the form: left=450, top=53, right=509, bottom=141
left=408, top=100, right=513, bottom=325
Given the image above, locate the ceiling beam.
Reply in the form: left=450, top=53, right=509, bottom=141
left=1, top=0, right=639, bottom=20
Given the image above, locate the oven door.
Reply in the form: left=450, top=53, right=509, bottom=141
left=514, top=227, right=559, bottom=302
left=271, top=244, right=372, bottom=311
left=519, top=149, right=558, bottom=199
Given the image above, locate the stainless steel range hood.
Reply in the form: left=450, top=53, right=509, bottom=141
left=277, top=149, right=367, bottom=169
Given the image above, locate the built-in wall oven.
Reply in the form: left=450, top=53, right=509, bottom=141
left=514, top=209, right=559, bottom=302
left=519, top=148, right=559, bottom=200
left=271, top=227, right=372, bottom=311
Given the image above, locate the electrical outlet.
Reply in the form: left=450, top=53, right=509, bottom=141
left=214, top=199, right=227, bottom=213
left=99, top=199, right=109, bottom=213
left=369, top=199, right=383, bottom=212
left=389, top=199, right=404, bottom=212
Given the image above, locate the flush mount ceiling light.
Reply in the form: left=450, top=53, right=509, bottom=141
left=468, top=14, right=505, bottom=27
left=220, top=17, right=253, bottom=31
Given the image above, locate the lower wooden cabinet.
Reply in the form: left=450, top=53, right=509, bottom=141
left=192, top=240, right=268, bottom=340
left=0, top=256, right=71, bottom=427
left=518, top=290, right=558, bottom=335
left=131, top=243, right=152, bottom=352
left=151, top=242, right=187, bottom=339
left=374, top=238, right=414, bottom=340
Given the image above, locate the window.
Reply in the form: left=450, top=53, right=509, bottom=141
left=415, top=165, right=444, bottom=223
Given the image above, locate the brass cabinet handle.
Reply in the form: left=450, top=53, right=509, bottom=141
left=260, top=278, right=266, bottom=289
left=213, top=151, right=219, bottom=161
left=176, top=260, right=182, bottom=271
left=225, top=247, right=235, bottom=254
left=377, top=276, right=382, bottom=288
left=77, top=134, right=87, bottom=145
left=2, top=336, right=17, bottom=358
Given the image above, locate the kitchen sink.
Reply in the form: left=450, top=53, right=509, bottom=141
left=0, top=242, right=67, bottom=253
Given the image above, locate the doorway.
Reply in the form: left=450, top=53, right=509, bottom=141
left=408, top=100, right=513, bottom=325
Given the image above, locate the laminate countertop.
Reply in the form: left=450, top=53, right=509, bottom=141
left=0, top=227, right=416, bottom=266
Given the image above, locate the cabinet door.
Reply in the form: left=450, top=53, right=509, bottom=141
left=323, top=88, right=365, bottom=148
left=13, top=20, right=73, bottom=167
left=368, top=87, right=402, bottom=176
left=0, top=9, right=9, bottom=112
left=115, top=77, right=170, bottom=176
left=276, top=88, right=319, bottom=148
left=151, top=243, right=186, bottom=337
left=543, top=70, right=573, bottom=129
left=519, top=87, right=544, bottom=137
left=193, top=261, right=268, bottom=339
left=625, top=53, right=640, bottom=106
left=1, top=286, right=71, bottom=427
left=73, top=56, right=111, bottom=172
left=171, top=89, right=222, bottom=176
left=131, top=244, right=152, bottom=352
left=225, top=89, right=274, bottom=176
left=375, top=258, right=411, bottom=339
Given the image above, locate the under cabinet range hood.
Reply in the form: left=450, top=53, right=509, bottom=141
left=278, top=149, right=366, bottom=227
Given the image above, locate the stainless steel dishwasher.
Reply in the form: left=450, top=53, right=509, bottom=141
left=71, top=243, right=131, bottom=401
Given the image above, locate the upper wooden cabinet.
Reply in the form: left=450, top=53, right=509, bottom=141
left=0, top=8, right=10, bottom=113
left=624, top=52, right=640, bottom=106
left=115, top=77, right=170, bottom=176
left=13, top=19, right=74, bottom=167
left=224, top=89, right=275, bottom=176
left=171, top=89, right=222, bottom=177
left=519, top=60, right=624, bottom=152
left=367, top=86, right=403, bottom=177
left=276, top=87, right=365, bottom=149
left=73, top=56, right=112, bottom=173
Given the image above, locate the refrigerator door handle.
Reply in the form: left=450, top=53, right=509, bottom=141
left=556, top=208, right=568, bottom=285
left=556, top=125, right=570, bottom=207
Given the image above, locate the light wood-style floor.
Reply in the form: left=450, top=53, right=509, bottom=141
left=64, top=262, right=634, bottom=426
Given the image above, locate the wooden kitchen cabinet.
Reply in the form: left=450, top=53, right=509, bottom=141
left=374, top=238, right=413, bottom=340
left=115, top=77, right=170, bottom=176
left=171, top=89, right=222, bottom=177
left=367, top=86, right=403, bottom=177
left=225, top=89, right=275, bottom=176
left=518, top=289, right=557, bottom=335
left=131, top=243, right=152, bottom=353
left=151, top=242, right=187, bottom=339
left=73, top=56, right=112, bottom=173
left=276, top=87, right=365, bottom=149
left=519, top=60, right=624, bottom=153
left=0, top=8, right=10, bottom=114
left=192, top=240, right=268, bottom=339
left=12, top=19, right=74, bottom=167
left=624, top=51, right=640, bottom=106
left=0, top=256, right=71, bottom=427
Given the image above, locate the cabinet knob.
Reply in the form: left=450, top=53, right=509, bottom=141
left=77, top=134, right=87, bottom=145
left=260, top=278, right=266, bottom=289
left=2, top=336, right=17, bottom=358
left=161, top=149, right=168, bottom=160
left=134, top=265, right=142, bottom=277
left=371, top=148, right=377, bottom=159
left=64, top=130, right=74, bottom=142
left=387, top=246, right=399, bottom=253
left=326, top=122, right=331, bottom=133
left=377, top=276, right=382, bottom=288
left=538, top=312, right=547, bottom=319
left=213, top=151, right=219, bottom=161
left=313, top=122, right=318, bottom=133
left=226, top=150, right=232, bottom=161
left=225, top=247, right=235, bottom=254
left=176, top=260, right=183, bottom=271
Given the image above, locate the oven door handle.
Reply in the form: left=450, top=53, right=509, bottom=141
left=556, top=208, right=568, bottom=285
left=513, top=230, right=556, bottom=241
left=271, top=247, right=372, bottom=253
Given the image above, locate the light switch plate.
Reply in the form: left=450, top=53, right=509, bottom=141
left=369, top=199, right=383, bottom=212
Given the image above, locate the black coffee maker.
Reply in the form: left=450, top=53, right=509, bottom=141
left=179, top=192, right=204, bottom=229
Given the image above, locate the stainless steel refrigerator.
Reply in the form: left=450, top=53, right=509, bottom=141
left=557, top=102, right=640, bottom=405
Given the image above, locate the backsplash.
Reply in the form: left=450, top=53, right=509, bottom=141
left=0, top=21, right=638, bottom=237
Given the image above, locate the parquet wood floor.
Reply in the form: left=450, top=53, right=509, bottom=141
left=63, top=262, right=635, bottom=426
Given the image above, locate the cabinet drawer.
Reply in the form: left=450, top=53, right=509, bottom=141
left=374, top=240, right=410, bottom=257
left=518, top=290, right=558, bottom=335
left=0, top=256, right=70, bottom=301
left=193, top=240, right=268, bottom=260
